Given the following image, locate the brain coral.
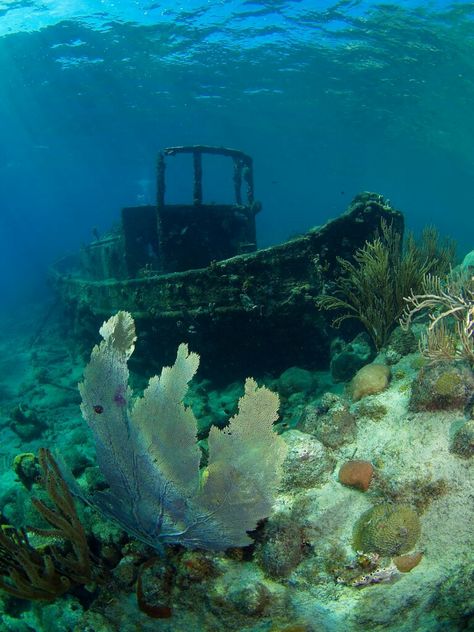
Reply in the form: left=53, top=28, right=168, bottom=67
left=350, top=364, right=391, bottom=401
left=353, top=503, right=421, bottom=555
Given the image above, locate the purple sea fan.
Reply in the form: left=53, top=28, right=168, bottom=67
left=77, top=311, right=287, bottom=551
left=113, top=386, right=127, bottom=407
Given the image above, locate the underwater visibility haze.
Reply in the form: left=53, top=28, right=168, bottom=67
left=1, top=0, right=474, bottom=304
left=0, top=1, right=473, bottom=631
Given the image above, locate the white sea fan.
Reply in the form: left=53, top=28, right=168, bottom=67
left=77, top=311, right=287, bottom=550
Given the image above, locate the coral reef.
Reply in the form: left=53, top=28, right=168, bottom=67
left=302, top=397, right=357, bottom=448
left=255, top=513, right=308, bottom=579
left=279, top=430, right=335, bottom=490
left=0, top=294, right=472, bottom=631
left=409, top=360, right=474, bottom=412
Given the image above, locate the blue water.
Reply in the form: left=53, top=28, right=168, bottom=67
left=1, top=0, right=473, bottom=308
left=0, top=3, right=473, bottom=630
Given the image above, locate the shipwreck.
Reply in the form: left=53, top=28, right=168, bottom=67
left=50, top=145, right=403, bottom=380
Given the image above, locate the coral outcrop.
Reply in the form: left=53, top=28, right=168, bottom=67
left=350, top=363, right=391, bottom=401
left=409, top=361, right=474, bottom=412
left=338, top=460, right=374, bottom=492
left=352, top=503, right=421, bottom=556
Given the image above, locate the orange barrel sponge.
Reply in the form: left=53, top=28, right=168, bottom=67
left=338, top=459, right=374, bottom=491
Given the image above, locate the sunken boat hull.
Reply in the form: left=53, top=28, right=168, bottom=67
left=51, top=191, right=403, bottom=380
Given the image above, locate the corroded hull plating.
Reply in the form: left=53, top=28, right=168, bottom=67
left=50, top=193, right=403, bottom=379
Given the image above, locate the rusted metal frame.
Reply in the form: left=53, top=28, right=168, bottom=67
left=233, top=159, right=243, bottom=205
left=193, top=150, right=203, bottom=206
left=161, top=145, right=254, bottom=206
left=156, top=152, right=165, bottom=210
left=164, top=144, right=251, bottom=163
left=243, top=157, right=254, bottom=206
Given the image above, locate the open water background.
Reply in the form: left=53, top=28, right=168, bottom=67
left=0, top=0, right=473, bottom=307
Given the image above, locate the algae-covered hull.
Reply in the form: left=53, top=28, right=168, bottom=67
left=51, top=192, right=403, bottom=380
